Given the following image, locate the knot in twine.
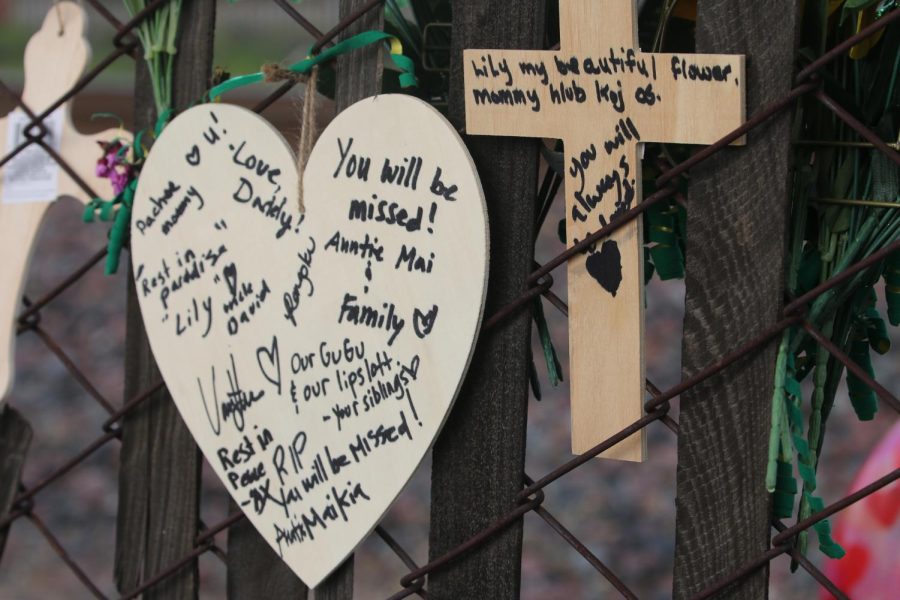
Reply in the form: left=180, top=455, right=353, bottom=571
left=261, top=63, right=309, bottom=85
left=260, top=62, right=319, bottom=214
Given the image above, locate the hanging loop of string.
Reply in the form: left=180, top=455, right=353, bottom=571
left=207, top=32, right=417, bottom=214
left=296, top=65, right=320, bottom=213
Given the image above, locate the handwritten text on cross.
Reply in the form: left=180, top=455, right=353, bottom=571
left=463, top=0, right=745, bottom=462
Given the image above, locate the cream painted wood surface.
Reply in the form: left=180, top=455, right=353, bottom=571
left=463, top=0, right=745, bottom=462
left=0, top=2, right=129, bottom=403
left=130, top=97, right=488, bottom=588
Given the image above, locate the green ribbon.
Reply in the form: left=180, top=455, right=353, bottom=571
left=88, top=31, right=416, bottom=277
left=83, top=178, right=137, bottom=275
left=209, top=31, right=417, bottom=99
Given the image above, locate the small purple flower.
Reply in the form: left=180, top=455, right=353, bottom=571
left=109, top=167, right=132, bottom=195
left=95, top=159, right=111, bottom=178
left=96, top=141, right=133, bottom=196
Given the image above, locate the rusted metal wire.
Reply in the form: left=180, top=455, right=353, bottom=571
left=376, top=526, right=430, bottom=599
left=30, top=324, right=116, bottom=415
left=310, top=0, right=387, bottom=54
left=802, top=320, right=900, bottom=413
left=15, top=248, right=108, bottom=324
left=524, top=472, right=639, bottom=600
left=1, top=2, right=898, bottom=600
left=772, top=520, right=851, bottom=600
left=27, top=511, right=108, bottom=600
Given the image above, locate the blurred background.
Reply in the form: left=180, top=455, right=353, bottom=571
left=0, top=1, right=897, bottom=598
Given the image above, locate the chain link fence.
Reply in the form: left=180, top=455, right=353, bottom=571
left=1, top=1, right=899, bottom=598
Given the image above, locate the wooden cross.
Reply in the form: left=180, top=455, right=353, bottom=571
left=463, top=0, right=745, bottom=461
left=0, top=2, right=128, bottom=403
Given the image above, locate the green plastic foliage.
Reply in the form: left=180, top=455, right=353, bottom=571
left=886, top=251, right=900, bottom=325
left=646, top=201, right=686, bottom=280
left=533, top=297, right=563, bottom=390
left=773, top=459, right=797, bottom=519
left=806, top=493, right=847, bottom=559
left=847, top=336, right=879, bottom=420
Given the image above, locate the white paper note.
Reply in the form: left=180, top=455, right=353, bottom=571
left=2, top=108, right=66, bottom=205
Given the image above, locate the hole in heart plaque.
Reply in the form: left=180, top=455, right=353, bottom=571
left=130, top=95, right=488, bottom=587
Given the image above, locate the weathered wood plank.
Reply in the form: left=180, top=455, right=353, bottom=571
left=673, top=1, right=800, bottom=598
left=334, top=0, right=384, bottom=114
left=226, top=501, right=308, bottom=599
left=427, top=1, right=545, bottom=598
left=115, top=2, right=215, bottom=598
left=315, top=1, right=384, bottom=597
left=0, top=406, right=31, bottom=559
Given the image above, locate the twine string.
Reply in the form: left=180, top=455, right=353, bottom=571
left=295, top=65, right=320, bottom=214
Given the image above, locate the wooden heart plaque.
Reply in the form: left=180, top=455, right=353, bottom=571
left=130, top=96, right=487, bottom=587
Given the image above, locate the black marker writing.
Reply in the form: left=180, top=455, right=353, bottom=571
left=333, top=137, right=371, bottom=181
left=337, top=293, right=405, bottom=346
left=232, top=177, right=294, bottom=239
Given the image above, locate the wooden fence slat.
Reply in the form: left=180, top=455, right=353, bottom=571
left=672, top=1, right=800, bottom=598
left=315, top=1, right=384, bottom=597
left=115, top=2, right=216, bottom=598
left=0, top=406, right=31, bottom=559
left=427, top=2, right=545, bottom=598
left=226, top=500, right=308, bottom=599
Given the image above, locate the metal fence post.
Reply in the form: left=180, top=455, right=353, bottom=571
left=426, top=1, right=545, bottom=598
left=116, top=2, right=216, bottom=598
left=673, top=1, right=801, bottom=598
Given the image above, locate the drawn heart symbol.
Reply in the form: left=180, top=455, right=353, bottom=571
left=585, top=239, right=622, bottom=297
left=130, top=96, right=488, bottom=587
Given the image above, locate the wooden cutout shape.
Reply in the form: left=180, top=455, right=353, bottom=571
left=463, top=0, right=745, bottom=462
left=0, top=2, right=128, bottom=403
left=130, top=97, right=488, bottom=588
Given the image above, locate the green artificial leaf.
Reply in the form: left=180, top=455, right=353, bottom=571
left=645, top=201, right=685, bottom=280
left=847, top=337, right=879, bottom=420
left=805, top=493, right=847, bottom=559
left=829, top=154, right=855, bottom=200
left=533, top=298, right=563, bottom=389
left=885, top=252, right=900, bottom=325
left=773, top=459, right=798, bottom=519
left=797, top=247, right=823, bottom=294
